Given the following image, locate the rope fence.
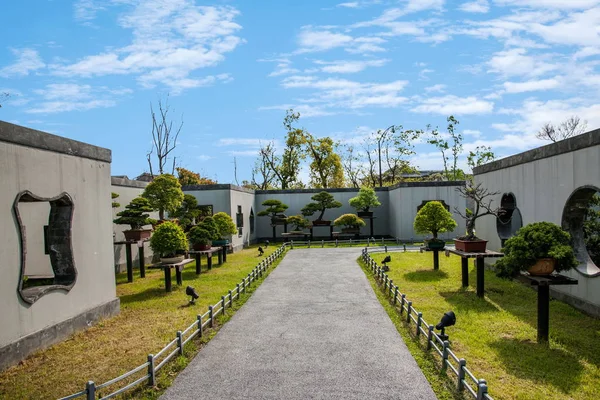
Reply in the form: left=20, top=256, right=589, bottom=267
left=362, top=248, right=493, bottom=400
left=58, top=244, right=288, bottom=400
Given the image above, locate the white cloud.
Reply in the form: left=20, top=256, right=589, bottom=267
left=53, top=2, right=243, bottom=93
left=315, top=59, right=388, bottom=73
left=502, top=77, right=561, bottom=93
left=463, top=129, right=482, bottom=137
left=296, top=28, right=354, bottom=53
left=74, top=0, right=105, bottom=22
left=493, top=0, right=600, bottom=9
left=27, top=83, right=130, bottom=114
left=486, top=48, right=558, bottom=77
left=338, top=2, right=360, bottom=7
left=425, top=84, right=446, bottom=92
left=419, top=68, right=434, bottom=80
left=459, top=0, right=490, bottom=13
left=196, top=155, right=214, bottom=161
left=259, top=104, right=336, bottom=117
left=412, top=95, right=494, bottom=114
left=0, top=48, right=46, bottom=78
left=218, top=138, right=271, bottom=147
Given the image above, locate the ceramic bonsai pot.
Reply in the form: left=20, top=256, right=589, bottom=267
left=312, top=220, right=331, bottom=226
left=341, top=227, right=360, bottom=234
left=425, top=239, right=446, bottom=250
left=123, top=229, right=152, bottom=242
left=212, top=239, right=229, bottom=246
left=454, top=239, right=487, bottom=253
left=357, top=211, right=373, bottom=218
left=160, top=255, right=185, bottom=264
left=528, top=258, right=556, bottom=276
left=193, top=243, right=212, bottom=251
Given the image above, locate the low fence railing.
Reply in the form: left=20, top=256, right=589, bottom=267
left=361, top=248, right=493, bottom=400
left=288, top=237, right=414, bottom=249
left=59, top=244, right=288, bottom=400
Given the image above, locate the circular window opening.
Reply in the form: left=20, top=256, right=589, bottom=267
left=562, top=186, right=600, bottom=277
left=497, top=193, right=522, bottom=246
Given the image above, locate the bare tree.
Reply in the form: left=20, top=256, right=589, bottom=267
left=0, top=92, right=9, bottom=108
left=147, top=96, right=183, bottom=177
left=340, top=144, right=364, bottom=188
left=536, top=116, right=588, bottom=143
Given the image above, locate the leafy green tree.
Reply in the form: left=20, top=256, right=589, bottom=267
left=176, top=167, right=216, bottom=186
left=414, top=201, right=457, bottom=240
left=428, top=116, right=462, bottom=180
left=198, top=216, right=220, bottom=240
left=213, top=212, right=238, bottom=238
left=111, top=192, right=120, bottom=208
left=142, top=173, right=184, bottom=220
left=467, top=146, right=495, bottom=172
left=302, top=133, right=344, bottom=188
left=349, top=187, right=381, bottom=213
left=113, top=197, right=156, bottom=230
left=301, top=192, right=342, bottom=221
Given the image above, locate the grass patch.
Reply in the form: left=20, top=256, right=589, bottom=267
left=363, top=251, right=600, bottom=400
left=0, top=245, right=285, bottom=400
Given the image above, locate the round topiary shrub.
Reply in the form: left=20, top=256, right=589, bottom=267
left=333, top=213, right=366, bottom=229
left=495, top=222, right=579, bottom=279
left=213, top=212, right=237, bottom=239
left=413, top=201, right=457, bottom=247
left=150, top=221, right=188, bottom=258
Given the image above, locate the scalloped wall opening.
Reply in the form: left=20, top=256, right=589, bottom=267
left=14, top=191, right=77, bottom=305
left=496, top=193, right=522, bottom=247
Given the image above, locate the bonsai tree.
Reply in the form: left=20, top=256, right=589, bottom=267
left=171, top=194, right=202, bottom=231
left=333, top=214, right=366, bottom=230
left=143, top=173, right=184, bottom=220
left=113, top=197, right=156, bottom=230
left=349, top=187, right=381, bottom=215
left=150, top=221, right=188, bottom=258
left=198, top=216, right=220, bottom=241
left=301, top=191, right=342, bottom=222
left=257, top=199, right=289, bottom=224
left=286, top=215, right=310, bottom=232
left=414, top=201, right=457, bottom=246
left=495, top=222, right=579, bottom=279
left=455, top=182, right=502, bottom=240
left=111, top=192, right=120, bottom=208
left=188, top=226, right=213, bottom=250
left=213, top=212, right=238, bottom=239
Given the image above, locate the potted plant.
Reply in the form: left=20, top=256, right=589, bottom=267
left=150, top=220, right=188, bottom=263
left=349, top=187, right=381, bottom=218
left=286, top=215, right=310, bottom=233
left=170, top=194, right=202, bottom=232
left=257, top=199, right=289, bottom=225
left=213, top=212, right=237, bottom=245
left=333, top=213, right=366, bottom=234
left=495, top=222, right=579, bottom=279
left=301, top=191, right=342, bottom=226
left=188, top=226, right=213, bottom=251
left=455, top=182, right=502, bottom=252
left=413, top=201, right=457, bottom=250
left=113, top=196, right=156, bottom=241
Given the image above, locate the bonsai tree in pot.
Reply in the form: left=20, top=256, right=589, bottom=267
left=455, top=182, right=502, bottom=252
left=170, top=194, right=202, bottom=232
left=142, top=173, right=184, bottom=221
left=188, top=226, right=213, bottom=251
left=301, top=191, right=342, bottom=226
left=257, top=199, right=289, bottom=225
left=150, top=220, right=188, bottom=263
left=349, top=187, right=381, bottom=218
left=495, top=222, right=578, bottom=279
left=333, top=213, right=366, bottom=234
left=113, top=196, right=156, bottom=241
left=414, top=201, right=457, bottom=250
left=286, top=215, right=310, bottom=233
left=213, top=212, right=237, bottom=245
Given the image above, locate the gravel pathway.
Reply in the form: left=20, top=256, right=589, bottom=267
left=161, top=248, right=437, bottom=400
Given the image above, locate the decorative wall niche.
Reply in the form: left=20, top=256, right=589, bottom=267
left=496, top=193, right=522, bottom=246
left=562, top=186, right=600, bottom=277
left=417, top=200, right=449, bottom=212
left=13, top=191, right=77, bottom=305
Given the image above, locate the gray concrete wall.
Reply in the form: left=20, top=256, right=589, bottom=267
left=229, top=188, right=257, bottom=251
left=0, top=121, right=119, bottom=368
left=111, top=177, right=157, bottom=272
left=474, top=128, right=600, bottom=314
left=388, top=182, right=467, bottom=241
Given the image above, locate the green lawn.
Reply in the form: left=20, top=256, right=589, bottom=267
left=0, top=245, right=284, bottom=400
left=364, top=251, right=600, bottom=400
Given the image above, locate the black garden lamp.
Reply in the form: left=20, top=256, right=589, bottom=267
left=435, top=311, right=456, bottom=341
left=186, top=286, right=199, bottom=304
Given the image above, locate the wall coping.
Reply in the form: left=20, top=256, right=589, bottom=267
left=111, top=176, right=148, bottom=189
left=0, top=121, right=112, bottom=163
left=182, top=184, right=255, bottom=194
left=474, top=128, right=600, bottom=175
left=255, top=182, right=464, bottom=195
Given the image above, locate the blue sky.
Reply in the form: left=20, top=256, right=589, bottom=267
left=1, top=0, right=599, bottom=184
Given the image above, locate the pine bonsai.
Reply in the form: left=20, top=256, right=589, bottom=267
left=113, top=197, right=156, bottom=230
left=188, top=226, right=212, bottom=247
left=257, top=199, right=289, bottom=224
left=414, top=201, right=457, bottom=244
left=301, top=191, right=342, bottom=221
left=198, top=216, right=220, bottom=241
left=495, top=222, right=579, bottom=279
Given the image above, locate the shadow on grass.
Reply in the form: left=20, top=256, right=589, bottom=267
left=489, top=337, right=584, bottom=393
left=403, top=269, right=448, bottom=282
left=119, top=287, right=168, bottom=305
left=439, top=289, right=501, bottom=314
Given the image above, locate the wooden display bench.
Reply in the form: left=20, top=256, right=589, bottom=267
left=160, top=258, right=194, bottom=292
left=113, top=239, right=150, bottom=283
left=188, top=247, right=225, bottom=274
left=444, top=248, right=504, bottom=298
left=281, top=232, right=310, bottom=241
left=309, top=225, right=334, bottom=240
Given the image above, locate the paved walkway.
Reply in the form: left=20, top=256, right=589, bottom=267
left=161, top=248, right=437, bottom=400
